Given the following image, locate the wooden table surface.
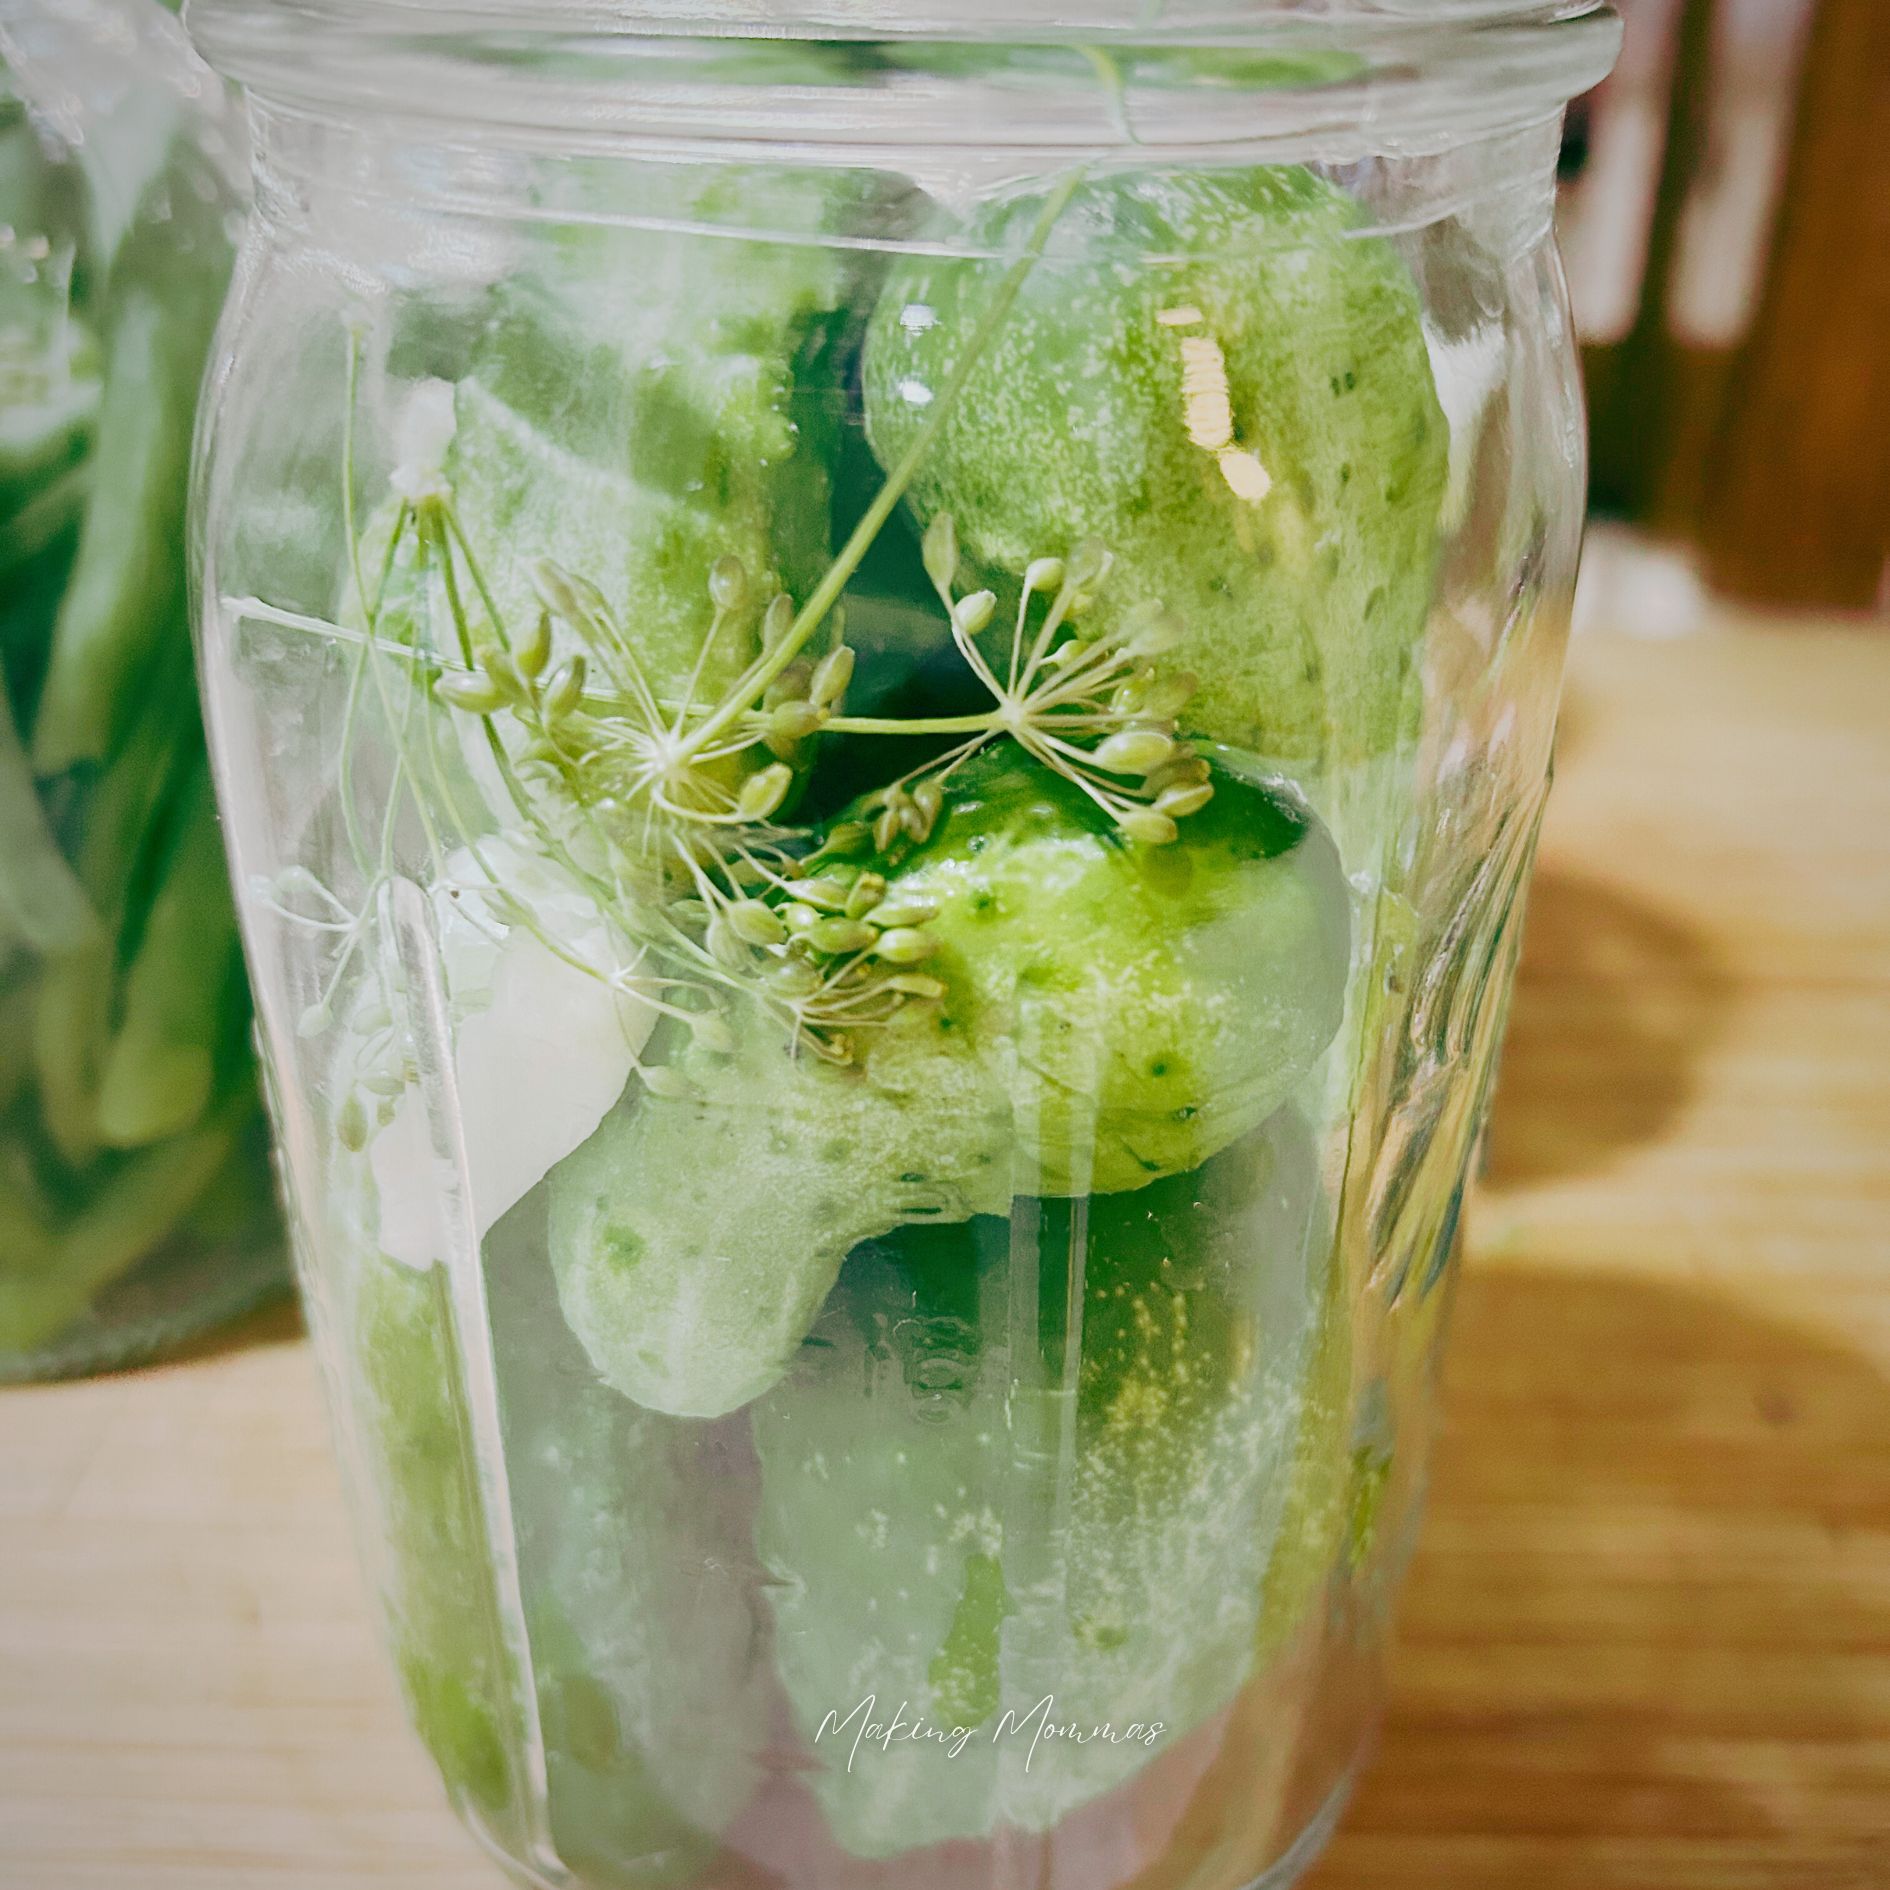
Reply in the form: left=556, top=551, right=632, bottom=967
left=3, top=617, right=1887, bottom=1890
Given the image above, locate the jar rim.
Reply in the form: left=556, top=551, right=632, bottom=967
left=186, top=1, right=1621, bottom=165
left=190, top=0, right=1608, bottom=32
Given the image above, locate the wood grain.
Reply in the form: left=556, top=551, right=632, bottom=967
left=3, top=621, right=1887, bottom=1890
left=1699, top=0, right=1890, bottom=612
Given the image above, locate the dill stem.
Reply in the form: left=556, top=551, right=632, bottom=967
left=677, top=164, right=1087, bottom=761
left=338, top=335, right=370, bottom=877
left=821, top=711, right=1002, bottom=738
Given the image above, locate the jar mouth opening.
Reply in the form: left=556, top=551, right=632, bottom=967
left=186, top=3, right=1620, bottom=166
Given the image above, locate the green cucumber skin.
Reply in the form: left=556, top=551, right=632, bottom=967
left=28, top=656, right=199, bottom=1170
left=863, top=166, right=1449, bottom=768
left=547, top=746, right=1346, bottom=1422
left=487, top=1202, right=767, bottom=1886
left=0, top=96, right=263, bottom=1358
left=752, top=1108, right=1331, bottom=1857
left=0, top=1107, right=237, bottom=1355
left=0, top=662, right=97, bottom=959
left=868, top=743, right=1350, bottom=1195
left=351, top=1198, right=767, bottom=1885
left=546, top=995, right=1010, bottom=1422
left=31, top=136, right=230, bottom=776
left=353, top=1254, right=524, bottom=1827
left=412, top=169, right=858, bottom=725
left=94, top=759, right=243, bottom=1149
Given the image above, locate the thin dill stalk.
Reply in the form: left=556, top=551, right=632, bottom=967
left=678, top=165, right=1087, bottom=760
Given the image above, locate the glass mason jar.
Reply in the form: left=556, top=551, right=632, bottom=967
left=0, top=0, right=282, bottom=1380
left=189, top=5, right=1619, bottom=1886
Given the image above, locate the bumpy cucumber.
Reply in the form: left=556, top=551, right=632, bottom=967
left=752, top=1108, right=1332, bottom=1856
left=548, top=745, right=1346, bottom=1419
left=864, top=166, right=1447, bottom=767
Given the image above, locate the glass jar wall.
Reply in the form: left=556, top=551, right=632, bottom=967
left=188, top=7, right=1619, bottom=1887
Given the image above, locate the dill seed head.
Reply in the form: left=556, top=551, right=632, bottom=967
left=845, top=873, right=888, bottom=918
left=1155, top=782, right=1215, bottom=819
left=761, top=592, right=795, bottom=648
left=1140, top=671, right=1198, bottom=719
left=1024, top=557, right=1066, bottom=595
left=1128, top=608, right=1188, bottom=659
left=727, top=899, right=788, bottom=948
left=477, top=644, right=527, bottom=703
left=912, top=779, right=946, bottom=826
left=887, top=972, right=947, bottom=1000
left=870, top=898, right=939, bottom=929
left=811, top=646, right=855, bottom=711
left=737, top=762, right=794, bottom=822
left=268, top=866, right=325, bottom=903
left=764, top=660, right=816, bottom=709
left=434, top=670, right=506, bottom=715
left=1065, top=537, right=1112, bottom=589
left=1146, top=753, right=1212, bottom=794
left=922, top=512, right=959, bottom=592
left=768, top=957, right=823, bottom=998
left=689, top=1011, right=738, bottom=1057
left=1117, top=807, right=1181, bottom=846
left=1094, top=729, right=1177, bottom=776
left=768, top=701, right=827, bottom=744
left=517, top=609, right=553, bottom=682
left=706, top=918, right=750, bottom=970
left=640, top=1065, right=697, bottom=1103
left=709, top=555, right=749, bottom=614
left=529, top=557, right=585, bottom=624
left=874, top=927, right=937, bottom=966
left=782, top=876, right=852, bottom=913
left=822, top=821, right=872, bottom=858
left=808, top=916, right=878, bottom=957
left=953, top=590, right=998, bottom=637
left=336, top=1093, right=370, bottom=1153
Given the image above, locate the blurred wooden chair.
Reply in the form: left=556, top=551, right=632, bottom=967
left=1565, top=0, right=1889, bottom=613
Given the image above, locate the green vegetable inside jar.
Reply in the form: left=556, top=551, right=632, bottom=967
left=0, top=0, right=281, bottom=1379
left=185, top=4, right=1620, bottom=1886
